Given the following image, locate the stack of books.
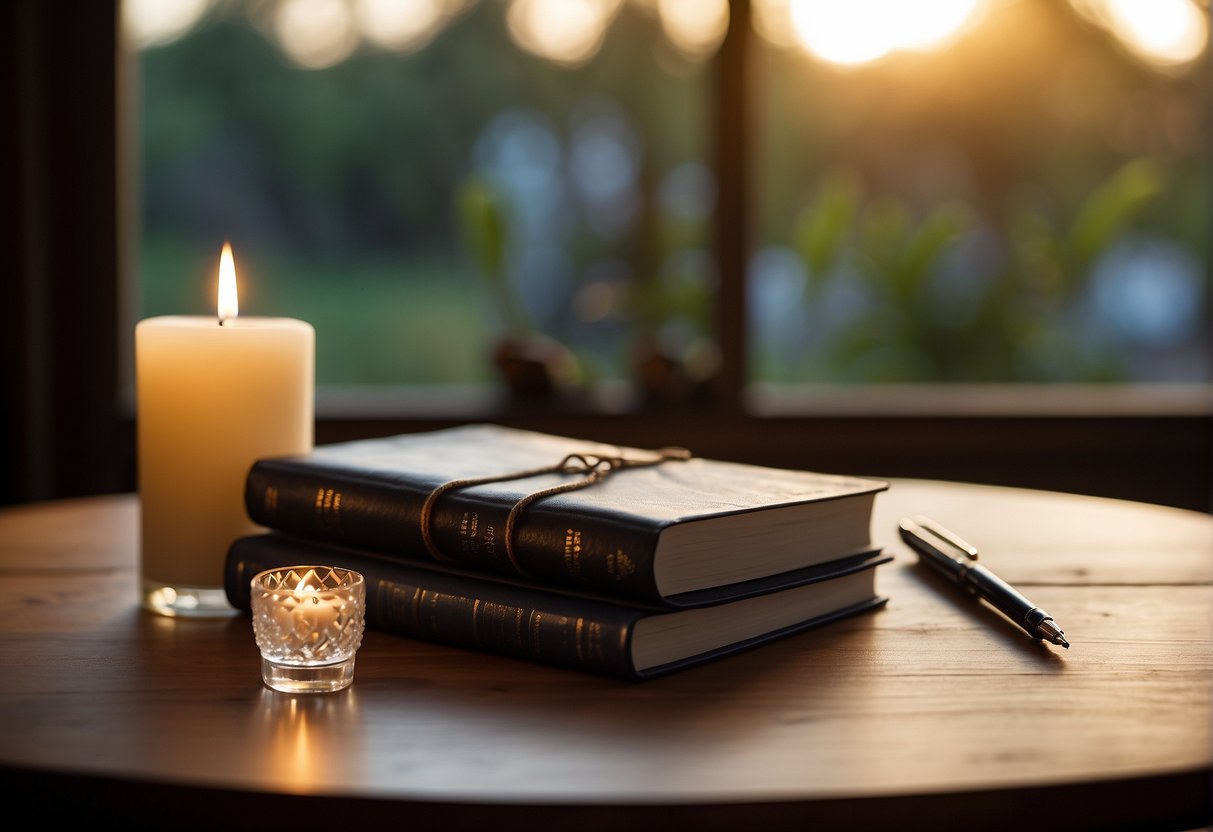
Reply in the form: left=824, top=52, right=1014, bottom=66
left=223, top=424, right=891, bottom=679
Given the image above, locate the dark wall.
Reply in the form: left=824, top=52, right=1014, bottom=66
left=2, top=0, right=129, bottom=505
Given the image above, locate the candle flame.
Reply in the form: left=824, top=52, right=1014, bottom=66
left=218, top=242, right=239, bottom=324
left=294, top=568, right=322, bottom=594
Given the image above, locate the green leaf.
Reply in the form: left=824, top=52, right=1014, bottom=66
left=792, top=168, right=863, bottom=281
left=1067, top=158, right=1165, bottom=269
left=455, top=176, right=509, bottom=283
left=858, top=196, right=912, bottom=293
left=454, top=176, right=532, bottom=334
left=902, top=203, right=972, bottom=287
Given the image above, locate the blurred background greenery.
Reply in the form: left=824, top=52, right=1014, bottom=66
left=128, top=0, right=1209, bottom=390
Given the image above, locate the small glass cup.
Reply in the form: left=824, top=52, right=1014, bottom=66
left=250, top=565, right=366, bottom=694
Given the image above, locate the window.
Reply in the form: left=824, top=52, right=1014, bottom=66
left=106, top=0, right=1213, bottom=512
left=749, top=0, right=1210, bottom=390
left=129, top=0, right=723, bottom=402
left=129, top=0, right=1210, bottom=406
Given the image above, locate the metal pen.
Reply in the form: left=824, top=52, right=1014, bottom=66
left=898, top=515, right=1070, bottom=648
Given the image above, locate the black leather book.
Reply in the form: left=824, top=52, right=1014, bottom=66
left=244, top=424, right=888, bottom=605
left=225, top=533, right=891, bottom=680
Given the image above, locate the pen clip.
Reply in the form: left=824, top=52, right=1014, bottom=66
left=905, top=515, right=979, bottom=561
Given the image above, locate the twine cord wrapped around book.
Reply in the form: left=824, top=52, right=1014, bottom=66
left=419, top=446, right=693, bottom=577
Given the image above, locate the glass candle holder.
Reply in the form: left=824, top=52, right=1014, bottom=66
left=250, top=566, right=366, bottom=694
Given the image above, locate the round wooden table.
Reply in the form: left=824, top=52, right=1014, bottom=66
left=1, top=480, right=1209, bottom=830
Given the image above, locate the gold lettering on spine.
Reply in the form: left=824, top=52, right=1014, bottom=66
left=574, top=617, right=586, bottom=665
left=419, top=590, right=436, bottom=634
left=607, top=549, right=636, bottom=580
left=263, top=486, right=279, bottom=514
left=563, top=528, right=583, bottom=578
left=459, top=512, right=479, bottom=554
left=457, top=512, right=498, bottom=557
left=313, top=487, right=343, bottom=531
left=529, top=611, right=542, bottom=657
left=409, top=587, right=423, bottom=631
left=614, top=626, right=629, bottom=658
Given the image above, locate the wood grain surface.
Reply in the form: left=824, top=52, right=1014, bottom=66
left=1, top=480, right=1209, bottom=831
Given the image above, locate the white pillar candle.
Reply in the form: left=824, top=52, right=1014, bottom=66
left=137, top=243, right=314, bottom=617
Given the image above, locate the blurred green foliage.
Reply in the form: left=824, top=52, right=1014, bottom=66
left=138, top=0, right=1208, bottom=388
left=454, top=175, right=531, bottom=337
left=780, top=158, right=1172, bottom=382
left=138, top=0, right=709, bottom=386
left=755, top=0, right=1208, bottom=384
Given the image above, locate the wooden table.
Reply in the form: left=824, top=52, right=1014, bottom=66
left=1, top=480, right=1210, bottom=830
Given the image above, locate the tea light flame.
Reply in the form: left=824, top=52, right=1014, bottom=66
left=294, top=568, right=323, bottom=594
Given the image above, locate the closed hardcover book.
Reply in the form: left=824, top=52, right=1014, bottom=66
left=244, top=424, right=888, bottom=605
left=225, top=533, right=891, bottom=680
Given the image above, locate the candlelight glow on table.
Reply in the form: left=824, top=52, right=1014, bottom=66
left=251, top=566, right=366, bottom=694
left=136, top=243, right=314, bottom=617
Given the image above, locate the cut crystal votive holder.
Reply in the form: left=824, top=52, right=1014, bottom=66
left=250, top=565, right=366, bottom=694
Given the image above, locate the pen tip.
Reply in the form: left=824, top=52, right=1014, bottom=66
left=1035, top=618, right=1069, bottom=649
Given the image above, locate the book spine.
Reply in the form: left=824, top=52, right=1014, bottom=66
left=226, top=535, right=641, bottom=679
left=245, top=461, right=665, bottom=602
